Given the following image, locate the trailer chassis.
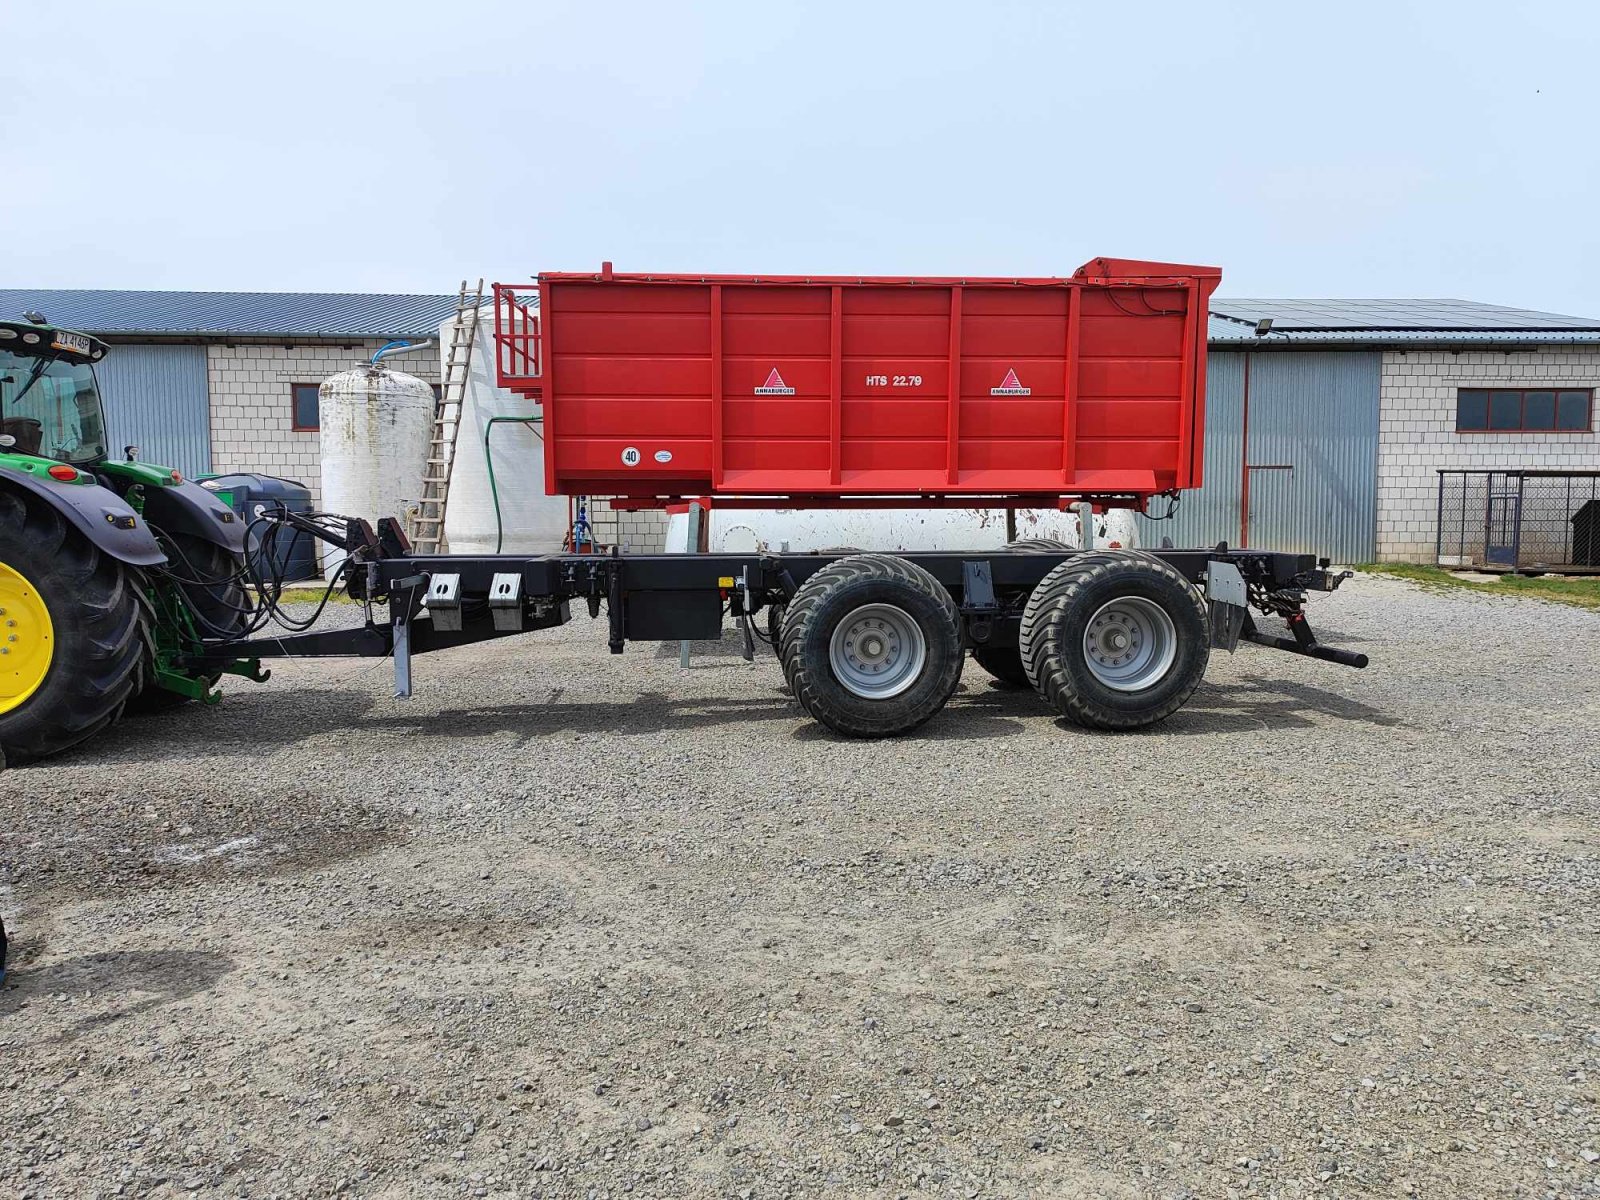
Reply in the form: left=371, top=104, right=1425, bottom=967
left=188, top=513, right=1362, bottom=735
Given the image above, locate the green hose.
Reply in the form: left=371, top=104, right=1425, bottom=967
left=483, top=415, right=543, bottom=554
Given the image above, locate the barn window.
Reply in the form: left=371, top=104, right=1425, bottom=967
left=1455, top=388, right=1592, bottom=433
left=290, top=382, right=320, bottom=431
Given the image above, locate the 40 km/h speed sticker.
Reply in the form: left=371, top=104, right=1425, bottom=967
left=621, top=446, right=642, bottom=467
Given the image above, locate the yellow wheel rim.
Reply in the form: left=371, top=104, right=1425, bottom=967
left=0, top=561, right=54, bottom=715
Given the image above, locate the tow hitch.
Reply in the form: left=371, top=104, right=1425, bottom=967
left=1206, top=552, right=1366, bottom=669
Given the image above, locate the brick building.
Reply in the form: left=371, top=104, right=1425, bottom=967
left=5, top=288, right=1596, bottom=562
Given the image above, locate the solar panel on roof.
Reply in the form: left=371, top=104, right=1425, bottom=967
left=1211, top=297, right=1600, bottom=331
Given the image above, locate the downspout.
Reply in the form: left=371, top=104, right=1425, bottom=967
left=1240, top=352, right=1252, bottom=547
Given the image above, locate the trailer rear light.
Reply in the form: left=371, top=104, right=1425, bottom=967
left=47, top=464, right=79, bottom=482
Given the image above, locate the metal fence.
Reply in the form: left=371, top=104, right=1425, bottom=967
left=1437, top=471, right=1600, bottom=572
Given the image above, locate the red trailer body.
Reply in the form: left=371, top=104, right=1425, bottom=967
left=492, top=257, right=1219, bottom=509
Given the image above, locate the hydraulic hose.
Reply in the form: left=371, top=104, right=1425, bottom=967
left=483, top=415, right=543, bottom=554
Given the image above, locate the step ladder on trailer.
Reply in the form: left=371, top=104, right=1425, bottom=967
left=408, top=279, right=484, bottom=553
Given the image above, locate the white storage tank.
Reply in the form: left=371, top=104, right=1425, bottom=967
left=318, top=363, right=433, bottom=579
left=1011, top=506, right=1141, bottom=550
left=440, top=307, right=570, bottom=555
left=663, top=505, right=1140, bottom=554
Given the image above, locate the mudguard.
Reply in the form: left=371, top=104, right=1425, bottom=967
left=0, top=466, right=166, bottom=568
left=139, top=478, right=248, bottom=555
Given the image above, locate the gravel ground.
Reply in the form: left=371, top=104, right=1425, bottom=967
left=2, top=572, right=1598, bottom=1199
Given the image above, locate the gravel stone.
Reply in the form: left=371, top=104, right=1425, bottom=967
left=1, top=573, right=1598, bottom=1197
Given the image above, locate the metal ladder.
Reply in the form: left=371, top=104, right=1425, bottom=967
left=408, top=279, right=483, bottom=553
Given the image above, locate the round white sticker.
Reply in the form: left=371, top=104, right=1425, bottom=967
left=621, top=446, right=642, bottom=467
left=654, top=450, right=673, bottom=464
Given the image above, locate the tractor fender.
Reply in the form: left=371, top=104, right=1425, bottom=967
left=138, top=478, right=248, bottom=555
left=0, top=466, right=166, bottom=568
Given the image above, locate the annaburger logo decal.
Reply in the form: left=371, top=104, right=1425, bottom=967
left=754, top=367, right=796, bottom=395
left=990, top=368, right=1030, bottom=396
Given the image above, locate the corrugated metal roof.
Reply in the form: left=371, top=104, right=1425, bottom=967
left=7, top=288, right=1598, bottom=347
left=1210, top=298, right=1600, bottom=346
left=0, top=289, right=463, bottom=339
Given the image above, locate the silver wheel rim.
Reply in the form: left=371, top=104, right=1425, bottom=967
left=1082, top=596, right=1177, bottom=691
left=828, top=603, right=927, bottom=699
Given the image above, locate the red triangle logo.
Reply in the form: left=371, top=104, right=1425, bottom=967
left=763, top=368, right=786, bottom=389
left=999, top=368, right=1022, bottom=390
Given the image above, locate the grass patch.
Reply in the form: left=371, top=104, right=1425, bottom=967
left=1359, top=563, right=1600, bottom=610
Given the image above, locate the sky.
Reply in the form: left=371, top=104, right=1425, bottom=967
left=6, top=0, right=1600, bottom=315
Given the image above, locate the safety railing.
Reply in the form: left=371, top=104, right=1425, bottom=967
left=492, top=284, right=542, bottom=391
left=1437, top=470, right=1600, bottom=571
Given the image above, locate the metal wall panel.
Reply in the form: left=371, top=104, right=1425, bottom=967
left=95, top=344, right=211, bottom=477
left=1136, top=350, right=1379, bottom=562
left=1136, top=353, right=1243, bottom=550
left=1244, top=351, right=1379, bottom=560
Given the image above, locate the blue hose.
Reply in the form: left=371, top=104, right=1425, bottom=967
left=371, top=340, right=412, bottom=365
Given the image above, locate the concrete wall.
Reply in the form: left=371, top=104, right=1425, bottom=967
left=206, top=340, right=441, bottom=504
left=1376, top=347, right=1600, bottom=561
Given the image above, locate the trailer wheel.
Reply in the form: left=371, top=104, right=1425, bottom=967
left=128, top=534, right=251, bottom=713
left=0, top=489, right=150, bottom=763
left=1007, top=538, right=1070, bottom=551
left=766, top=601, right=787, bottom=662
left=779, top=553, right=963, bottom=737
left=971, top=644, right=1031, bottom=688
left=1019, top=551, right=1208, bottom=730
left=968, top=538, right=1071, bottom=687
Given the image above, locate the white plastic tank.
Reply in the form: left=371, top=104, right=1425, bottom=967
left=1011, top=506, right=1141, bottom=550
left=440, top=307, right=570, bottom=555
left=318, top=363, right=434, bottom=579
left=663, top=505, right=1140, bottom=554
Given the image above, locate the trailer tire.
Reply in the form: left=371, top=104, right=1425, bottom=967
left=779, top=553, right=963, bottom=737
left=1007, top=538, right=1070, bottom=551
left=0, top=488, right=150, bottom=763
left=1019, top=551, right=1208, bottom=730
left=128, top=534, right=252, bottom=713
left=971, top=644, right=1031, bottom=688
left=766, top=602, right=787, bottom=662
left=967, top=538, right=1073, bottom=686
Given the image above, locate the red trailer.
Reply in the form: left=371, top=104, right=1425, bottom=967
left=492, top=257, right=1218, bottom=510
left=165, top=259, right=1360, bottom=749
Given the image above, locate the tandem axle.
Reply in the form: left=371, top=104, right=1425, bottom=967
left=191, top=513, right=1362, bottom=738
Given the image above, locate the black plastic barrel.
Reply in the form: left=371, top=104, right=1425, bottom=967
left=197, top=473, right=318, bottom=582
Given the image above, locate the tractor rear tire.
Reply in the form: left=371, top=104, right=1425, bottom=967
left=0, top=489, right=150, bottom=764
left=779, top=553, right=963, bottom=738
left=128, top=533, right=252, bottom=713
left=1019, top=550, right=1209, bottom=730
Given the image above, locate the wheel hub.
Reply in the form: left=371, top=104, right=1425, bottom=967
left=828, top=603, right=927, bottom=700
left=1082, top=596, right=1177, bottom=692
left=0, top=562, right=54, bottom=714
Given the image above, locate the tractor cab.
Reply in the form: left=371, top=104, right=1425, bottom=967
left=0, top=317, right=111, bottom=467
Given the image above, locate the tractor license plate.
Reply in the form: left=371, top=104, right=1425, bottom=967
left=51, top=332, right=92, bottom=355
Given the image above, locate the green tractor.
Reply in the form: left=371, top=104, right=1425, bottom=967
left=0, top=314, right=263, bottom=766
